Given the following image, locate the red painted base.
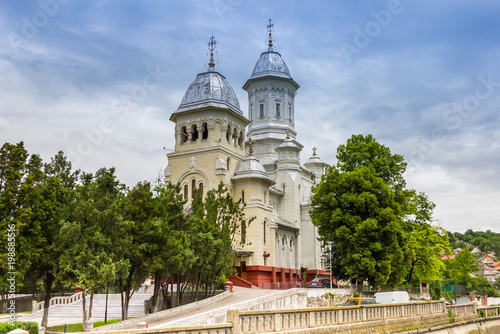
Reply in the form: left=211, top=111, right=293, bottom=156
left=234, top=266, right=337, bottom=289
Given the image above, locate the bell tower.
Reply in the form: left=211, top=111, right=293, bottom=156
left=243, top=19, right=301, bottom=160
left=165, top=36, right=249, bottom=199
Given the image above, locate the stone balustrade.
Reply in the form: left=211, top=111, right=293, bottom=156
left=32, top=291, right=85, bottom=313
left=230, top=301, right=447, bottom=333
left=85, top=300, right=481, bottom=334
left=478, top=305, right=500, bottom=318
left=448, top=303, right=477, bottom=322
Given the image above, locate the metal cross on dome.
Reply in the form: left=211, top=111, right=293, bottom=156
left=247, top=137, right=256, bottom=156
left=208, top=35, right=217, bottom=68
left=312, top=147, right=317, bottom=156
left=267, top=19, right=274, bottom=47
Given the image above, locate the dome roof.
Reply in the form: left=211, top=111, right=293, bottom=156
left=305, top=155, right=325, bottom=166
left=231, top=156, right=273, bottom=184
left=250, top=47, right=292, bottom=80
left=276, top=137, right=300, bottom=151
left=175, top=70, right=242, bottom=115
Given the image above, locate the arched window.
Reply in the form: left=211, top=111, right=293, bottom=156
left=263, top=191, right=267, bottom=205
left=191, top=179, right=196, bottom=198
left=276, top=103, right=281, bottom=117
left=227, top=157, right=230, bottom=172
left=226, top=125, right=231, bottom=142
left=181, top=126, right=188, bottom=144
left=232, top=131, right=237, bottom=145
left=191, top=124, right=198, bottom=141
left=183, top=184, right=188, bottom=199
left=259, top=103, right=264, bottom=118
left=199, top=183, right=204, bottom=196
left=241, top=190, right=245, bottom=203
left=241, top=221, right=246, bottom=244
left=290, top=238, right=293, bottom=248
left=282, top=236, right=285, bottom=246
left=201, top=122, right=208, bottom=140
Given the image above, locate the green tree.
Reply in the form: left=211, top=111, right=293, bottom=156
left=117, top=181, right=192, bottom=320
left=148, top=182, right=191, bottom=312
left=1, top=143, right=83, bottom=326
left=1, top=142, right=31, bottom=295
left=58, top=168, right=126, bottom=323
left=311, top=134, right=410, bottom=288
left=21, top=150, right=79, bottom=328
left=444, top=248, right=479, bottom=289
left=493, top=277, right=500, bottom=290
left=188, top=182, right=253, bottom=296
left=404, top=192, right=450, bottom=284
left=472, top=275, right=500, bottom=297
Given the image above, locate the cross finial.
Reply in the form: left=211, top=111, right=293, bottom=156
left=247, top=137, right=256, bottom=156
left=267, top=19, right=274, bottom=48
left=312, top=147, right=317, bottom=156
left=208, top=35, right=217, bottom=68
left=286, top=129, right=290, bottom=139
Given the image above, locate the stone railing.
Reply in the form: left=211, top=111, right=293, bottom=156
left=32, top=292, right=85, bottom=313
left=231, top=301, right=447, bottom=333
left=447, top=303, right=477, bottom=322
left=87, top=301, right=477, bottom=334
left=478, top=305, right=500, bottom=318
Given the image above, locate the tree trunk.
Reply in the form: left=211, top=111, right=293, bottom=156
left=160, top=279, right=170, bottom=310
left=119, top=278, right=125, bottom=320
left=122, top=292, right=130, bottom=320
left=41, top=273, right=54, bottom=329
left=176, top=274, right=181, bottom=306
left=194, top=272, right=201, bottom=302
left=89, top=291, right=94, bottom=318
left=170, top=281, right=176, bottom=308
left=120, top=269, right=135, bottom=320
left=408, top=258, right=418, bottom=284
left=151, top=271, right=162, bottom=313
left=204, top=275, right=209, bottom=299
left=82, top=290, right=87, bottom=324
left=212, top=271, right=223, bottom=296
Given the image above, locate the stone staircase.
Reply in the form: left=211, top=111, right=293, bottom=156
left=29, top=293, right=153, bottom=319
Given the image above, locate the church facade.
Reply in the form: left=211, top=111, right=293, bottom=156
left=164, top=25, right=329, bottom=288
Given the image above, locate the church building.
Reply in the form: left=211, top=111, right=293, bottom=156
left=164, top=21, right=330, bottom=288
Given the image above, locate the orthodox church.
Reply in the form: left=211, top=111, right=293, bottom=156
left=164, top=21, right=329, bottom=287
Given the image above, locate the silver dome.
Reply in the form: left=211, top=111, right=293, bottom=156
left=250, top=47, right=291, bottom=79
left=231, top=155, right=273, bottom=183
left=176, top=70, right=242, bottom=115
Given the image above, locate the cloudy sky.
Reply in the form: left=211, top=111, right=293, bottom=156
left=1, top=1, right=499, bottom=233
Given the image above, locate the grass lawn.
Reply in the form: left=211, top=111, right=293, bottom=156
left=46, top=318, right=122, bottom=332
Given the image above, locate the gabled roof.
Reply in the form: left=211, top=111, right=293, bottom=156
left=478, top=254, right=496, bottom=263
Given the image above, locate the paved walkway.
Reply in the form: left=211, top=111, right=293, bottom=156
left=149, top=286, right=278, bottom=328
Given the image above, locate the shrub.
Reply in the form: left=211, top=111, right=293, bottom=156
left=0, top=322, right=38, bottom=334
left=447, top=309, right=455, bottom=323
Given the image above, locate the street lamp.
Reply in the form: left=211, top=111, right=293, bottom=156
left=328, top=242, right=332, bottom=289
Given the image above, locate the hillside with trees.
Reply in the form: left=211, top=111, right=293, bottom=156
left=448, top=229, right=500, bottom=255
